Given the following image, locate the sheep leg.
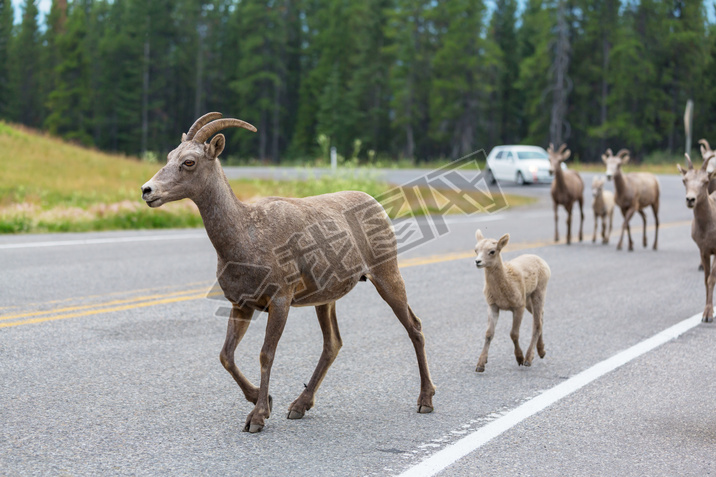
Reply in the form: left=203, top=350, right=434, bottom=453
left=577, top=198, right=584, bottom=242
left=606, top=209, right=613, bottom=244
left=565, top=202, right=573, bottom=245
left=369, top=268, right=435, bottom=413
left=702, top=251, right=714, bottom=323
left=511, top=307, right=525, bottom=366
left=592, top=214, right=598, bottom=243
left=244, top=298, right=290, bottom=433
left=220, top=304, right=260, bottom=404
left=287, top=302, right=342, bottom=420
left=553, top=202, right=559, bottom=242
left=524, top=294, right=545, bottom=366
left=652, top=202, right=659, bottom=250
left=617, top=207, right=636, bottom=251
left=638, top=210, right=647, bottom=248
left=476, top=304, right=499, bottom=372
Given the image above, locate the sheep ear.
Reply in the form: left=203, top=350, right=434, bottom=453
left=562, top=149, right=571, bottom=161
left=677, top=164, right=687, bottom=175
left=475, top=229, right=484, bottom=242
left=206, top=134, right=226, bottom=159
left=497, top=233, right=510, bottom=250
left=182, top=132, right=187, bottom=142
left=621, top=154, right=630, bottom=164
left=601, top=154, right=608, bottom=163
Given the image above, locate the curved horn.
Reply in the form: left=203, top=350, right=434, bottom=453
left=685, top=153, right=694, bottom=170
left=557, top=143, right=567, bottom=154
left=700, top=154, right=713, bottom=172
left=616, top=148, right=630, bottom=159
left=699, top=138, right=712, bottom=152
left=185, top=112, right=223, bottom=141
left=193, top=118, right=258, bottom=144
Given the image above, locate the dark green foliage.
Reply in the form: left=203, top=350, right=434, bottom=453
left=0, top=0, right=715, bottom=162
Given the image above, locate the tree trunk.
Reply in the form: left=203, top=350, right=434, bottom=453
left=141, top=26, right=150, bottom=155
left=550, top=0, right=570, bottom=146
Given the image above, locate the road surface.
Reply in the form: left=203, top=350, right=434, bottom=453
left=1, top=169, right=714, bottom=476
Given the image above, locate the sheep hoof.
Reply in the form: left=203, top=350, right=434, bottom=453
left=475, top=365, right=485, bottom=373
left=418, top=405, right=433, bottom=414
left=516, top=357, right=524, bottom=366
left=287, top=410, right=305, bottom=420
left=702, top=316, right=713, bottom=323
left=538, top=350, right=546, bottom=359
left=523, top=361, right=532, bottom=367
left=248, top=423, right=264, bottom=433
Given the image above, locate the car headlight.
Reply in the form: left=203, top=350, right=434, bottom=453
left=529, top=165, right=538, bottom=173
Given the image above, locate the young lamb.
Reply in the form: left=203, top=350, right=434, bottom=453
left=591, top=176, right=615, bottom=244
left=473, top=229, right=551, bottom=372
left=141, top=113, right=435, bottom=433
left=678, top=153, right=716, bottom=322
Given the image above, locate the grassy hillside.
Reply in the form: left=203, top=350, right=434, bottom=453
left=0, top=122, right=533, bottom=233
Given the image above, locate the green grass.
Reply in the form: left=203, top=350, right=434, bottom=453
left=0, top=122, right=533, bottom=233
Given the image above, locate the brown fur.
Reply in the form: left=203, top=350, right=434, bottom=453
left=473, top=229, right=551, bottom=372
left=698, top=139, right=716, bottom=194
left=602, top=148, right=660, bottom=251
left=141, top=113, right=435, bottom=433
left=591, top=176, right=615, bottom=244
left=678, top=153, right=716, bottom=322
left=547, top=143, right=584, bottom=244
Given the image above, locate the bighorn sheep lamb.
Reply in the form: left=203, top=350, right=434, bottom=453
left=141, top=113, right=435, bottom=433
left=591, top=176, right=615, bottom=244
left=698, top=139, right=716, bottom=194
left=547, top=143, right=584, bottom=244
left=678, top=153, right=716, bottom=322
left=473, top=229, right=550, bottom=372
left=602, top=148, right=660, bottom=251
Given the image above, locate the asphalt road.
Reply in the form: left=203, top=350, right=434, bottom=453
left=1, top=168, right=715, bottom=476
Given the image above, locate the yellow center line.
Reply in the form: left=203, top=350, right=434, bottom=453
left=0, top=287, right=211, bottom=321
left=1, top=219, right=691, bottom=329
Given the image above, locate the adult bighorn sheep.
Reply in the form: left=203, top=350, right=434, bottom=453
left=547, top=143, right=584, bottom=244
left=678, top=153, right=716, bottom=322
left=141, top=113, right=435, bottom=433
left=602, top=148, right=660, bottom=251
left=698, top=139, right=716, bottom=194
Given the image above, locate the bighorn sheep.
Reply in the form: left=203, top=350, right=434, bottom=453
left=698, top=139, right=716, bottom=194
left=591, top=176, right=615, bottom=244
left=602, top=148, right=660, bottom=251
left=678, top=153, right=716, bottom=323
left=473, top=229, right=550, bottom=372
left=141, top=113, right=435, bottom=433
left=547, top=143, right=584, bottom=244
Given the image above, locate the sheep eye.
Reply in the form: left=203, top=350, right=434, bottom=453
left=183, top=160, right=196, bottom=167
left=489, top=250, right=495, bottom=255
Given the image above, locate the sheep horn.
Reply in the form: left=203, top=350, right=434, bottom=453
left=193, top=118, right=258, bottom=144
left=548, top=143, right=555, bottom=153
left=616, top=148, right=630, bottom=159
left=185, top=112, right=223, bottom=141
left=699, top=139, right=712, bottom=152
left=700, top=154, right=713, bottom=172
left=685, top=153, right=694, bottom=170
left=605, top=148, right=613, bottom=156
left=557, top=143, right=567, bottom=154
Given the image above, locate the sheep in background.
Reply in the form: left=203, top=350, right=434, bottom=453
left=698, top=139, right=716, bottom=194
left=678, top=153, right=716, bottom=322
left=547, top=143, right=584, bottom=245
left=603, top=148, right=660, bottom=251
left=473, top=229, right=551, bottom=372
left=591, top=176, right=615, bottom=244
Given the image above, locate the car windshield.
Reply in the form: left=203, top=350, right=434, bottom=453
left=517, top=151, right=548, bottom=160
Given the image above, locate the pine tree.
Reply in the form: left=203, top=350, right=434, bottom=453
left=8, top=0, right=41, bottom=126
left=0, top=0, right=13, bottom=116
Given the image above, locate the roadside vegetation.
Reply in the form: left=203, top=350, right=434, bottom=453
left=0, top=123, right=533, bottom=234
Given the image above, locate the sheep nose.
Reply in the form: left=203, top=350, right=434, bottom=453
left=475, top=259, right=482, bottom=268
left=686, top=197, right=696, bottom=208
left=606, top=174, right=612, bottom=181
left=141, top=185, right=153, bottom=196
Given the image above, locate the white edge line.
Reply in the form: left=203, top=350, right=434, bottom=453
left=397, top=312, right=704, bottom=477
left=0, top=233, right=207, bottom=250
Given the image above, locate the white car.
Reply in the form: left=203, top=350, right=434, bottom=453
left=485, top=145, right=562, bottom=185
